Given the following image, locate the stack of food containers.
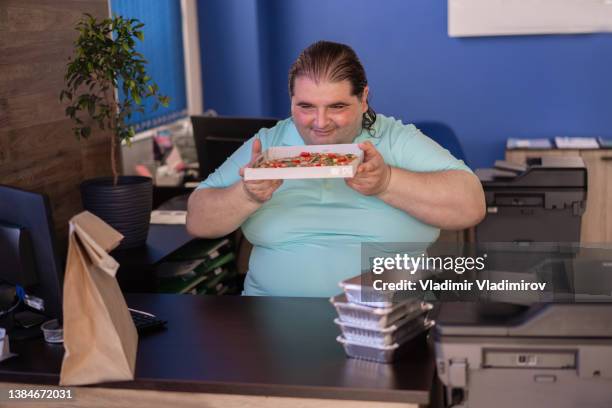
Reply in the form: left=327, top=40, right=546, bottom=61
left=331, top=274, right=434, bottom=363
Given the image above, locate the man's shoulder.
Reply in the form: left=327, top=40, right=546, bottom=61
left=374, top=114, right=420, bottom=139
left=257, top=118, right=300, bottom=148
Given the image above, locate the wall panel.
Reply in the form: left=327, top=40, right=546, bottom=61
left=0, top=0, right=112, bottom=249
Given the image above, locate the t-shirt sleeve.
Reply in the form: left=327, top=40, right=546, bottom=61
left=195, top=122, right=282, bottom=190
left=195, top=136, right=256, bottom=190
left=389, top=123, right=472, bottom=173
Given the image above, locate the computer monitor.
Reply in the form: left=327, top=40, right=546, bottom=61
left=191, top=116, right=279, bottom=180
left=0, top=185, right=63, bottom=320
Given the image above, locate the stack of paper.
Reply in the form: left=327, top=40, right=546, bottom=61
left=150, top=210, right=187, bottom=225
left=554, top=137, right=599, bottom=149
left=507, top=138, right=552, bottom=149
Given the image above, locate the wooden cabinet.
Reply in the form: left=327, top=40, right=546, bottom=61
left=506, top=149, right=612, bottom=243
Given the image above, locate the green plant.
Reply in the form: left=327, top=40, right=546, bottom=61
left=60, top=13, right=169, bottom=185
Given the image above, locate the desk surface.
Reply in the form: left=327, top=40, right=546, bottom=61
left=0, top=295, right=436, bottom=404
left=111, top=224, right=193, bottom=267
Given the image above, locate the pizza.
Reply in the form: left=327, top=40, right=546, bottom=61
left=254, top=152, right=357, bottom=168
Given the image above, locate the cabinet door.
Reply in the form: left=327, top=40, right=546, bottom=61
left=580, top=151, right=612, bottom=243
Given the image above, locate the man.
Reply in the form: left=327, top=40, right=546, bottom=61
left=187, top=41, right=485, bottom=297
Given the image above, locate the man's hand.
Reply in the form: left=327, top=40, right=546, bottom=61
left=345, top=141, right=391, bottom=196
left=239, top=138, right=283, bottom=204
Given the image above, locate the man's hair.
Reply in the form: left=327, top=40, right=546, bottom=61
left=288, top=41, right=376, bottom=133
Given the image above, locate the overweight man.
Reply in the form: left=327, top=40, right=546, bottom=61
left=187, top=41, right=485, bottom=297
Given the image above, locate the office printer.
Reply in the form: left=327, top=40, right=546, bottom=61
left=475, top=156, right=587, bottom=243
left=434, top=302, right=612, bottom=408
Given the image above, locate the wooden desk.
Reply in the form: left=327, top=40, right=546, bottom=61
left=0, top=295, right=440, bottom=407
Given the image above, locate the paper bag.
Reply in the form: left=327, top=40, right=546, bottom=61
left=60, top=211, right=138, bottom=386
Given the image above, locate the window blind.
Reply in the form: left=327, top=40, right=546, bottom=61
left=110, top=0, right=187, bottom=131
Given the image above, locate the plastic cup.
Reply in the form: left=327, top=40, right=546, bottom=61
left=41, top=319, right=63, bottom=343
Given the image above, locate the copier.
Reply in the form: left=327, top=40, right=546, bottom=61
left=433, top=157, right=612, bottom=407
left=434, top=301, right=612, bottom=408
left=474, top=156, right=587, bottom=273
left=475, top=156, right=587, bottom=243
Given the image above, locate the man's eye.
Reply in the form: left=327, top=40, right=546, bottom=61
left=299, top=104, right=314, bottom=109
left=330, top=105, right=347, bottom=110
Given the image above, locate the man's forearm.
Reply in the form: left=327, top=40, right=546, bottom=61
left=186, top=182, right=261, bottom=238
left=377, top=167, right=485, bottom=230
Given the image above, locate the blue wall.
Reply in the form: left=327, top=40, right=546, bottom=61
left=197, top=0, right=265, bottom=117
left=198, top=0, right=612, bottom=168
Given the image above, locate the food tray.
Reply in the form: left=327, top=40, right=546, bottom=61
left=334, top=314, right=430, bottom=347
left=243, top=144, right=363, bottom=180
left=340, top=271, right=432, bottom=308
left=330, top=294, right=433, bottom=329
left=336, top=320, right=434, bottom=363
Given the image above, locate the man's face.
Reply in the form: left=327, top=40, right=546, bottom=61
left=291, top=76, right=369, bottom=145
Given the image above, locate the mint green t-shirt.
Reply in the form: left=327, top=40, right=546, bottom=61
left=197, top=115, right=471, bottom=297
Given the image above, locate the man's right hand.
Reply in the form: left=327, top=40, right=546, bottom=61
left=239, top=138, right=283, bottom=204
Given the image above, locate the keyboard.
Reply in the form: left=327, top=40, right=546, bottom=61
left=129, top=308, right=167, bottom=333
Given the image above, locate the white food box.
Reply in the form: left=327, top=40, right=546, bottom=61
left=243, top=143, right=363, bottom=181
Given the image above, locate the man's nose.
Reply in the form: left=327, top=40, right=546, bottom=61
left=314, top=108, right=329, bottom=129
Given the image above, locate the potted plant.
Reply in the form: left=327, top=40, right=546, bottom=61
left=60, top=13, right=169, bottom=249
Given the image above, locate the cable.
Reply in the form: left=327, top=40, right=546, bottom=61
left=0, top=295, right=21, bottom=317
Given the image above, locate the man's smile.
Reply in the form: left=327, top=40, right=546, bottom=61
left=312, top=128, right=335, bottom=137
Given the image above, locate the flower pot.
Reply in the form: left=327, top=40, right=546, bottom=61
left=80, top=176, right=153, bottom=250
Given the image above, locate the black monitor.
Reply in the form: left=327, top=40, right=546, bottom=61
left=0, top=185, right=63, bottom=321
left=191, top=116, right=279, bottom=180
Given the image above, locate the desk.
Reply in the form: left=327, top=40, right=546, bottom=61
left=0, top=295, right=440, bottom=407
left=111, top=225, right=195, bottom=292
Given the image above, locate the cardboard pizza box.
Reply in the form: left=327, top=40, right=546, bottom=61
left=243, top=143, right=364, bottom=180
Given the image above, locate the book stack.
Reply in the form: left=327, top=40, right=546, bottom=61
left=331, top=274, right=433, bottom=363
left=155, top=238, right=243, bottom=295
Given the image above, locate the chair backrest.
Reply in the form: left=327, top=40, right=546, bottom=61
left=413, top=121, right=468, bottom=165
left=191, top=116, right=279, bottom=180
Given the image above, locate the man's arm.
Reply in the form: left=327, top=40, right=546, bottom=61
left=186, top=138, right=282, bottom=238
left=186, top=182, right=260, bottom=238
left=346, top=142, right=485, bottom=230
left=378, top=167, right=485, bottom=230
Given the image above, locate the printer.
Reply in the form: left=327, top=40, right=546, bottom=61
left=434, top=301, right=612, bottom=408
left=474, top=157, right=587, bottom=273
left=475, top=156, right=587, bottom=243
left=433, top=157, right=612, bottom=407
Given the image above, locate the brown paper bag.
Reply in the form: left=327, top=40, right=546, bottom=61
left=60, top=211, right=138, bottom=386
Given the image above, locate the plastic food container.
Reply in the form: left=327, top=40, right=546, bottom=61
left=334, top=314, right=430, bottom=347
left=41, top=319, right=63, bottom=343
left=337, top=320, right=434, bottom=363
left=339, top=271, right=432, bottom=308
left=330, top=294, right=433, bottom=329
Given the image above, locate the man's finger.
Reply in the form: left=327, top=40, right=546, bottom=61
left=359, top=141, right=379, bottom=161
left=359, top=161, right=377, bottom=173
left=252, top=138, right=262, bottom=157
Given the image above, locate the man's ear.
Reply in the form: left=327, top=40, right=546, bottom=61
left=361, top=86, right=369, bottom=112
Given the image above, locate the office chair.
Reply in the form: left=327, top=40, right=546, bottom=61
left=413, top=121, right=469, bottom=166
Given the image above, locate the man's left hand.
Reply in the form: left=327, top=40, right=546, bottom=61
left=345, top=141, right=391, bottom=196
